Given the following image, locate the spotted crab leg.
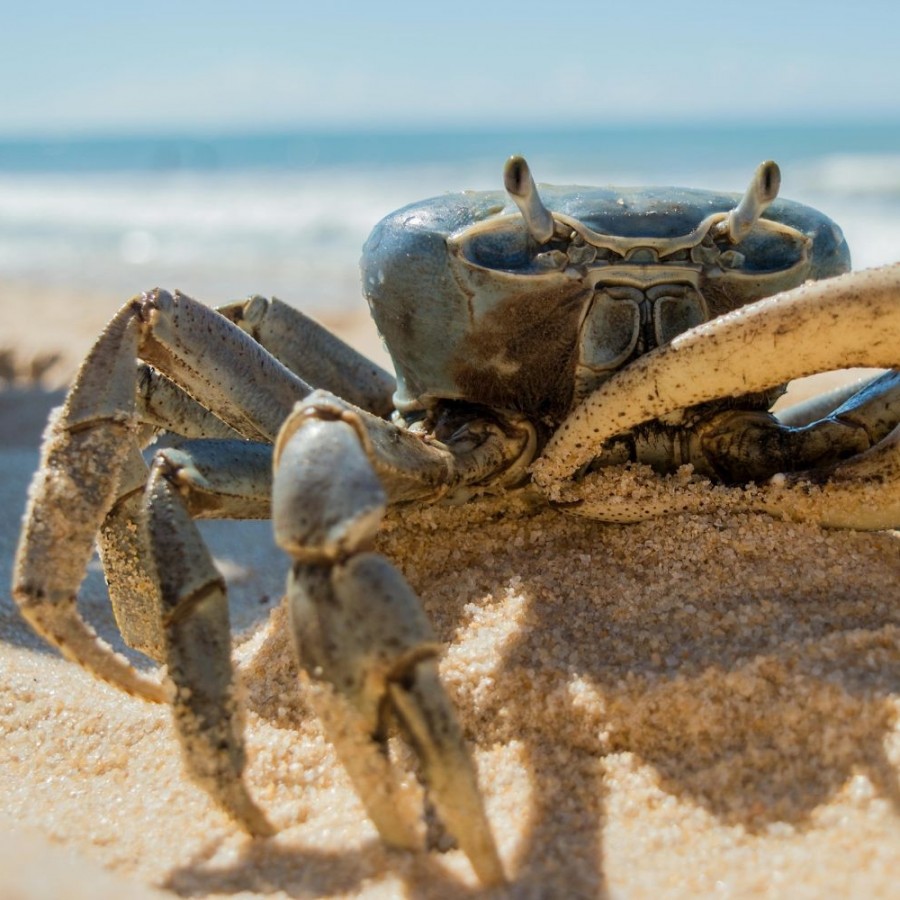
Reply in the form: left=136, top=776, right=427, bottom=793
left=12, top=290, right=308, bottom=697
left=102, top=299, right=390, bottom=659
left=97, top=371, right=248, bottom=661
left=143, top=440, right=275, bottom=835
left=534, top=264, right=900, bottom=528
left=99, top=439, right=273, bottom=662
left=12, top=290, right=315, bottom=842
left=272, top=390, right=523, bottom=886
left=12, top=310, right=168, bottom=700
left=218, top=295, right=397, bottom=417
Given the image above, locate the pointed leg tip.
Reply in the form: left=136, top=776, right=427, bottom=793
left=16, top=594, right=169, bottom=703
left=385, top=661, right=506, bottom=885
left=446, top=812, right=506, bottom=886
left=245, top=811, right=277, bottom=839
left=223, top=785, right=276, bottom=838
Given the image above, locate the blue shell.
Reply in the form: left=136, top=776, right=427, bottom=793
left=362, top=185, right=850, bottom=424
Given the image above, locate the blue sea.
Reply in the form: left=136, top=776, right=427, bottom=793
left=1, top=123, right=898, bottom=313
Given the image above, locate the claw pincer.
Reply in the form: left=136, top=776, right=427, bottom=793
left=273, top=397, right=505, bottom=884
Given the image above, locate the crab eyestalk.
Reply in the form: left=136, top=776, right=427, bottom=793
left=717, top=160, right=781, bottom=243
left=504, top=155, right=556, bottom=243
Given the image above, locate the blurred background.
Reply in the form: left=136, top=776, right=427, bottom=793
left=1, top=0, right=899, bottom=372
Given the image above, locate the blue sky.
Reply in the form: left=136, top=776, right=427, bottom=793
left=2, top=0, right=900, bottom=135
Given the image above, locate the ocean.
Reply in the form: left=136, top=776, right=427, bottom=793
left=1, top=122, right=898, bottom=313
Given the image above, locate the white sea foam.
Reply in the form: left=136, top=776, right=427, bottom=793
left=1, top=151, right=898, bottom=311
left=0, top=163, right=496, bottom=308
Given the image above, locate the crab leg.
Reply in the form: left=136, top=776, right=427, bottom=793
left=95, top=445, right=165, bottom=660
left=105, top=329, right=349, bottom=658
left=143, top=446, right=274, bottom=835
left=535, top=264, right=900, bottom=527
left=775, top=371, right=888, bottom=427
left=12, top=311, right=167, bottom=700
left=13, top=290, right=309, bottom=698
left=218, top=295, right=396, bottom=417
left=694, top=369, right=900, bottom=483
left=99, top=440, right=273, bottom=661
left=272, top=392, right=512, bottom=885
left=98, top=372, right=248, bottom=662
left=135, top=363, right=246, bottom=440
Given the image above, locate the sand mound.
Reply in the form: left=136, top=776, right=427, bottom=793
left=2, top=402, right=898, bottom=896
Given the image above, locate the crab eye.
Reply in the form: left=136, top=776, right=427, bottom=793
left=718, top=160, right=782, bottom=244
left=503, top=155, right=556, bottom=243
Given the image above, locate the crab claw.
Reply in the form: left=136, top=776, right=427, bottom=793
left=542, top=264, right=900, bottom=476
left=504, top=154, right=556, bottom=243
left=287, top=558, right=504, bottom=885
left=273, top=405, right=505, bottom=885
left=536, top=264, right=900, bottom=528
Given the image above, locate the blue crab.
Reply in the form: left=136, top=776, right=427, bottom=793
left=12, top=156, right=900, bottom=885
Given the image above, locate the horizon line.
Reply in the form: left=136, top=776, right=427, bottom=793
left=2, top=115, right=900, bottom=143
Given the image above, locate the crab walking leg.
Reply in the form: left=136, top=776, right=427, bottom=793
left=535, top=265, right=900, bottom=527
left=100, top=440, right=273, bottom=662
left=756, top=421, right=900, bottom=527
left=101, top=365, right=260, bottom=659
left=101, top=366, right=250, bottom=647
left=96, top=445, right=166, bottom=661
left=102, top=362, right=270, bottom=662
left=145, top=450, right=273, bottom=836
left=12, top=310, right=166, bottom=701
left=695, top=369, right=900, bottom=482
left=218, top=295, right=397, bottom=418
left=135, top=290, right=312, bottom=442
left=13, top=290, right=310, bottom=698
left=272, top=396, right=509, bottom=886
left=775, top=371, right=889, bottom=428
left=135, top=363, right=246, bottom=441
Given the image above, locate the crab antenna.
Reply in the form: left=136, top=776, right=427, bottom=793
left=720, top=160, right=781, bottom=243
left=504, top=155, right=556, bottom=243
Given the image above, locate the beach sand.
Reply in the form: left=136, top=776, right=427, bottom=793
left=1, top=282, right=898, bottom=899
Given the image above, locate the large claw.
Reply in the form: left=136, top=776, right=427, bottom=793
left=541, top=264, right=900, bottom=477
left=535, top=264, right=900, bottom=528
left=274, top=402, right=505, bottom=885
left=288, top=558, right=503, bottom=884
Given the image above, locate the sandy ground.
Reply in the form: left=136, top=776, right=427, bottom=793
left=0, top=282, right=898, bottom=899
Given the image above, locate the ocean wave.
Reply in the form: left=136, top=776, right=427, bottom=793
left=791, top=153, right=900, bottom=197
left=1, top=152, right=898, bottom=309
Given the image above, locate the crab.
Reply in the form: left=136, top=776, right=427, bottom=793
left=12, top=155, right=900, bottom=886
